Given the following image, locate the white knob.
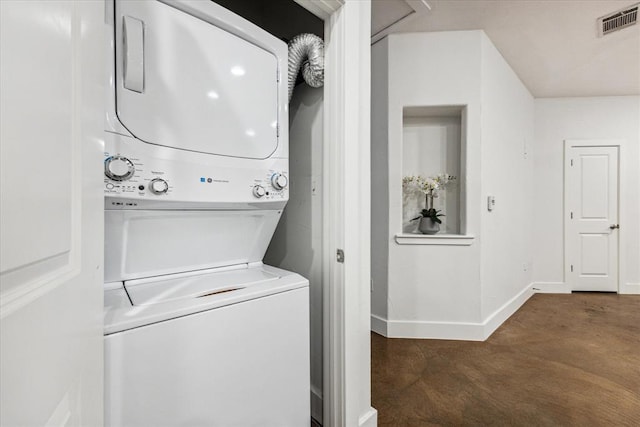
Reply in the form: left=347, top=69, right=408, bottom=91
left=271, top=173, right=288, bottom=190
left=105, top=156, right=135, bottom=181
left=253, top=185, right=266, bottom=198
left=149, top=178, right=169, bottom=195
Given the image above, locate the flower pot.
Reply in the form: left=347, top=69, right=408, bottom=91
left=418, top=217, right=440, bottom=234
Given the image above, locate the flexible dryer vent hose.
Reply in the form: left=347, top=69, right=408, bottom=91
left=287, top=33, right=324, bottom=102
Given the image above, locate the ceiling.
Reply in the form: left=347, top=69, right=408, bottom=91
left=372, top=0, right=640, bottom=98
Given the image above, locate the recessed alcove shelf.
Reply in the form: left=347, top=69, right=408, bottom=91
left=402, top=105, right=468, bottom=236
left=394, top=233, right=475, bottom=246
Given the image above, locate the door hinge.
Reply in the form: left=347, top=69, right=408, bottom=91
left=276, top=124, right=279, bottom=138
left=570, top=264, right=574, bottom=273
left=570, top=159, right=574, bottom=166
left=336, top=249, right=345, bottom=263
left=570, top=212, right=573, bottom=219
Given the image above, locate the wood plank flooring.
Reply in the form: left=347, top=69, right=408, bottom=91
left=372, top=293, right=640, bottom=426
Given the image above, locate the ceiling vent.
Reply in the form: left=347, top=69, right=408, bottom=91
left=598, top=3, right=638, bottom=36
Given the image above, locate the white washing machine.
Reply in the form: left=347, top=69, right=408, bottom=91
left=102, top=1, right=309, bottom=425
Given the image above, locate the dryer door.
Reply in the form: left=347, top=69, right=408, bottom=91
left=114, top=1, right=280, bottom=159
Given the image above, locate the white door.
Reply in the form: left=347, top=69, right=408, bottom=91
left=565, top=145, right=619, bottom=292
left=115, top=0, right=280, bottom=159
left=0, top=1, right=104, bottom=425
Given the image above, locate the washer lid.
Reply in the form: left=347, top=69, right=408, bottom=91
left=115, top=0, right=280, bottom=159
left=124, top=266, right=279, bottom=306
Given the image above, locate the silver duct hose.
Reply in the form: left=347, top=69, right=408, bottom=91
left=287, top=33, right=324, bottom=102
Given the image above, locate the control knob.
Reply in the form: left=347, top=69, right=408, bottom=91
left=149, top=178, right=169, bottom=195
left=253, top=185, right=266, bottom=198
left=271, top=173, right=288, bottom=191
left=105, top=156, right=135, bottom=181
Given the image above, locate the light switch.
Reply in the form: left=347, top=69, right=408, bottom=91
left=487, top=196, right=495, bottom=211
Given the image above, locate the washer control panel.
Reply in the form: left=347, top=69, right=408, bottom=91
left=104, top=153, right=172, bottom=199
left=104, top=148, right=288, bottom=206
left=250, top=171, right=288, bottom=200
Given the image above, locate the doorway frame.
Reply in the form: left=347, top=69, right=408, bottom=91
left=294, top=1, right=375, bottom=426
left=563, top=139, right=628, bottom=294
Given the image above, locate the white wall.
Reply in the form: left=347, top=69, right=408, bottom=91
left=372, top=31, right=484, bottom=337
left=371, top=30, right=536, bottom=340
left=371, top=37, right=390, bottom=321
left=387, top=31, right=483, bottom=329
left=533, top=96, right=640, bottom=293
left=264, top=84, right=324, bottom=421
left=479, top=34, right=535, bottom=319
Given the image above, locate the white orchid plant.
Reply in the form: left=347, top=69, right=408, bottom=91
left=403, top=173, right=457, bottom=221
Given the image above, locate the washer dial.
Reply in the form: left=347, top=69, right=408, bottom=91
left=271, top=173, right=288, bottom=190
left=149, top=178, right=169, bottom=195
left=105, top=156, right=135, bottom=181
left=253, top=185, right=266, bottom=198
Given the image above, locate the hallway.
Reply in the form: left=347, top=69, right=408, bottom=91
left=372, top=293, right=640, bottom=426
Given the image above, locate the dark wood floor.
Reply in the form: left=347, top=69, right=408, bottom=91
left=372, top=293, right=640, bottom=426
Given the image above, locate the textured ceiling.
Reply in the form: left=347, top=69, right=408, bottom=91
left=373, top=0, right=640, bottom=98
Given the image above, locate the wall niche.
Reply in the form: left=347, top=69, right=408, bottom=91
left=401, top=106, right=467, bottom=236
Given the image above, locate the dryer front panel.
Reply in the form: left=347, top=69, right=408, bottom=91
left=115, top=0, right=280, bottom=159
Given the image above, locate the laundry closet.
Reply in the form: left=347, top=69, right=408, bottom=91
left=102, top=0, right=325, bottom=425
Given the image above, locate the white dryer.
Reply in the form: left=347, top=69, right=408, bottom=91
left=102, top=1, right=309, bottom=425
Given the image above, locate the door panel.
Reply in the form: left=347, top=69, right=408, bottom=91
left=115, top=0, right=279, bottom=159
left=566, top=145, right=618, bottom=292
left=580, top=155, right=609, bottom=218
left=0, top=1, right=104, bottom=425
left=580, top=234, right=609, bottom=275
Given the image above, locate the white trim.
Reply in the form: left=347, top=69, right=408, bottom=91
left=564, top=139, right=627, bottom=294
left=532, top=282, right=571, bottom=294
left=294, top=0, right=344, bottom=20
left=394, top=233, right=474, bottom=246
left=297, top=0, right=372, bottom=426
left=371, top=1, right=431, bottom=44
left=370, top=314, right=388, bottom=337
left=620, top=283, right=640, bottom=295
left=379, top=284, right=533, bottom=341
left=322, top=5, right=346, bottom=426
left=358, top=407, right=378, bottom=427
left=386, top=318, right=485, bottom=341
left=482, top=285, right=534, bottom=339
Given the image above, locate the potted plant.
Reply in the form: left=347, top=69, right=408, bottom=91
left=412, top=208, right=444, bottom=235
left=402, top=173, right=456, bottom=234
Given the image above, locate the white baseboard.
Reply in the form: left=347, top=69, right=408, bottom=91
left=532, top=282, right=570, bottom=293
left=311, top=386, right=322, bottom=425
left=620, top=282, right=640, bottom=295
left=370, top=284, right=533, bottom=341
left=532, top=281, right=640, bottom=294
left=370, top=314, right=387, bottom=336
left=358, top=407, right=378, bottom=427
left=385, top=318, right=485, bottom=341
left=482, top=285, right=534, bottom=339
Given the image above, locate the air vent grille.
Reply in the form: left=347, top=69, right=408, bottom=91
left=598, top=3, right=638, bottom=36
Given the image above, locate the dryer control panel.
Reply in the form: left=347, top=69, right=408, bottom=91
left=103, top=132, right=288, bottom=209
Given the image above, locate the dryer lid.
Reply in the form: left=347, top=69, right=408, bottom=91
left=115, top=0, right=281, bottom=159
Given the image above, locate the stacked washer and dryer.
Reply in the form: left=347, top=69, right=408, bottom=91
left=103, top=1, right=310, bottom=425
